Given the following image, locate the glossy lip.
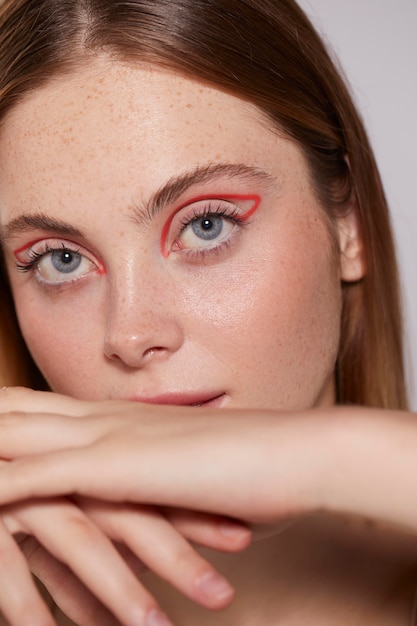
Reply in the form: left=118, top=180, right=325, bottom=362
left=127, top=391, right=226, bottom=408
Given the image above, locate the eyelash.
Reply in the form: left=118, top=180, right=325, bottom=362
left=15, top=244, right=70, bottom=273
left=179, top=205, right=242, bottom=233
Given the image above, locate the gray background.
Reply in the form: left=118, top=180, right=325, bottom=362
left=297, top=1, right=417, bottom=408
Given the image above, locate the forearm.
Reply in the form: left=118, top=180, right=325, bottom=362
left=316, top=407, right=417, bottom=533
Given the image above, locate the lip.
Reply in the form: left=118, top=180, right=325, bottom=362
left=127, top=391, right=226, bottom=408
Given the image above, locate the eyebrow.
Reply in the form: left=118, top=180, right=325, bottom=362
left=0, top=214, right=83, bottom=245
left=0, top=162, right=275, bottom=243
left=132, top=162, right=276, bottom=226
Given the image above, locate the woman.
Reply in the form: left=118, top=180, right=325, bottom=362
left=0, top=0, right=416, bottom=625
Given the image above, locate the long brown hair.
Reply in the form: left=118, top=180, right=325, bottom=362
left=0, top=0, right=407, bottom=408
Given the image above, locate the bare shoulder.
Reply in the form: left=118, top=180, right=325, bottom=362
left=303, top=514, right=417, bottom=625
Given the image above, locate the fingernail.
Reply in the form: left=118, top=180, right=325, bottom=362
left=219, top=520, right=250, bottom=539
left=145, top=609, right=174, bottom=626
left=197, top=571, right=234, bottom=602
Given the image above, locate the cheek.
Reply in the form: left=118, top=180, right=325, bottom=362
left=178, top=215, right=342, bottom=409
left=11, top=286, right=102, bottom=395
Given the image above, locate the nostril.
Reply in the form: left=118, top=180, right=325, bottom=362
left=143, top=346, right=165, bottom=359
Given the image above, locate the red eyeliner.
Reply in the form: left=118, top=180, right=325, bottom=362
left=160, top=193, right=261, bottom=257
left=13, top=238, right=47, bottom=259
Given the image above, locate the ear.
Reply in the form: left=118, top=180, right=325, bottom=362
left=336, top=204, right=366, bottom=282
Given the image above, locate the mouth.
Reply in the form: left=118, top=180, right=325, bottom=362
left=127, top=392, right=226, bottom=408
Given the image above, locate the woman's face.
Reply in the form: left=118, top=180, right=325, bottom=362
left=0, top=59, right=363, bottom=410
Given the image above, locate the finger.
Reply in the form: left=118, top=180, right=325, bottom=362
left=0, top=447, right=117, bottom=503
left=14, top=499, right=174, bottom=626
left=0, top=413, right=100, bottom=458
left=0, top=387, right=91, bottom=417
left=0, top=445, right=245, bottom=519
left=0, top=516, right=56, bottom=626
left=0, top=444, right=247, bottom=519
left=81, top=501, right=235, bottom=610
left=19, top=536, right=120, bottom=626
left=163, top=508, right=252, bottom=552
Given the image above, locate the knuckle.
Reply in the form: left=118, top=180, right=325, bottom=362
left=4, top=410, right=29, bottom=420
left=168, top=541, right=203, bottom=573
left=65, top=512, right=103, bottom=545
left=0, top=411, right=32, bottom=433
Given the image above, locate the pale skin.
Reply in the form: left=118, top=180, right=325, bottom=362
left=0, top=57, right=417, bottom=625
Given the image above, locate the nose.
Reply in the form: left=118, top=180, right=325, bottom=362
left=103, top=281, right=184, bottom=369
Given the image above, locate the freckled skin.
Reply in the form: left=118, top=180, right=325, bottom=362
left=0, top=58, right=348, bottom=408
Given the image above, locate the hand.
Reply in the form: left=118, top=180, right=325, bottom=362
left=0, top=490, right=250, bottom=626
left=0, top=492, right=150, bottom=626
left=0, top=388, right=310, bottom=522
left=0, top=391, right=253, bottom=626
left=1, top=388, right=417, bottom=529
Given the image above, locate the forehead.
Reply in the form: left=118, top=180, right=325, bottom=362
left=1, top=59, right=270, bottom=150
left=0, top=58, right=309, bottom=217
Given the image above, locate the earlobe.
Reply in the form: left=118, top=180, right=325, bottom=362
left=337, top=206, right=366, bottom=283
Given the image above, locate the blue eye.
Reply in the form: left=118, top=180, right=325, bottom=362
left=35, top=247, right=94, bottom=283
left=50, top=249, right=82, bottom=273
left=16, top=243, right=97, bottom=286
left=191, top=216, right=224, bottom=241
left=178, top=213, right=235, bottom=250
